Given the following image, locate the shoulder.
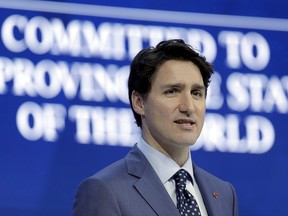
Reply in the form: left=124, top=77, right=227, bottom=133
left=72, top=160, right=126, bottom=216
left=194, top=163, right=237, bottom=194
left=75, top=158, right=127, bottom=196
left=194, top=164, right=228, bottom=184
left=72, top=158, right=129, bottom=215
left=89, top=145, right=146, bottom=183
left=93, top=158, right=127, bottom=180
left=194, top=164, right=238, bottom=215
left=72, top=147, right=147, bottom=216
left=78, top=145, right=145, bottom=189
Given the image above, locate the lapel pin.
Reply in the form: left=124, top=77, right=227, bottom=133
left=213, top=192, right=219, bottom=198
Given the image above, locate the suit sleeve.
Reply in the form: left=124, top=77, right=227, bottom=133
left=72, top=177, right=122, bottom=216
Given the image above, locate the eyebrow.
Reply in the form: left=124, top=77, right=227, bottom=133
left=163, top=83, right=184, bottom=89
left=191, top=84, right=206, bottom=91
left=163, top=83, right=205, bottom=90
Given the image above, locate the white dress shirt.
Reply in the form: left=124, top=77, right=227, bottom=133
left=137, top=137, right=208, bottom=216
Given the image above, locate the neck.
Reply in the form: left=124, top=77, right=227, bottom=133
left=167, top=147, right=190, bottom=167
left=141, top=134, right=190, bottom=167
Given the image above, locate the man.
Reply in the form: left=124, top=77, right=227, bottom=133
left=73, top=39, right=238, bottom=216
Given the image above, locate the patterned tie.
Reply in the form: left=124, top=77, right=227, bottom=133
left=173, top=169, right=201, bottom=216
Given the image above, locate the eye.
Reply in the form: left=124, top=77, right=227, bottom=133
left=191, top=90, right=204, bottom=99
left=164, top=87, right=180, bottom=96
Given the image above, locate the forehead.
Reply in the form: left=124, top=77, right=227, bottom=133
left=152, top=60, right=203, bottom=86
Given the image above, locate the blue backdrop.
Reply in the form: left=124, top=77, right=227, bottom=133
left=0, top=0, right=287, bottom=215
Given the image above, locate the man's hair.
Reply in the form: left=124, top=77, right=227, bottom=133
left=128, top=39, right=214, bottom=127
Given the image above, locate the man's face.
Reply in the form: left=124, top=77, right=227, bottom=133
left=134, top=60, right=206, bottom=154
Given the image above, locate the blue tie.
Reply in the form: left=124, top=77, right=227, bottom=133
left=173, top=169, right=201, bottom=216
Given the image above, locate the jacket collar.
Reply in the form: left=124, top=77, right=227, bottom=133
left=125, top=145, right=180, bottom=216
left=193, top=164, right=221, bottom=216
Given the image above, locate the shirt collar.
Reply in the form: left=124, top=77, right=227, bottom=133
left=137, top=137, right=194, bottom=184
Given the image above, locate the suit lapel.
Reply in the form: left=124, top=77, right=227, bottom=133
left=194, top=164, right=221, bottom=216
left=125, top=145, right=180, bottom=216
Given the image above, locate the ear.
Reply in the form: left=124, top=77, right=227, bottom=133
left=131, top=90, right=145, bottom=116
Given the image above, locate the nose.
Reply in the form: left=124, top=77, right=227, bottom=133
left=178, top=93, right=195, bottom=116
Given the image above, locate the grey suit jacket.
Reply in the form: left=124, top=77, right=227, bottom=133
left=73, top=145, right=238, bottom=216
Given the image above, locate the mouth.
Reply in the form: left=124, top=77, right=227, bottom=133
left=174, top=119, right=196, bottom=125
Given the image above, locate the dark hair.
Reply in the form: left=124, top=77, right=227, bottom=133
left=128, top=39, right=214, bottom=127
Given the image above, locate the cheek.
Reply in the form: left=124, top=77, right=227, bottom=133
left=150, top=106, right=167, bottom=120
left=144, top=98, right=175, bottom=122
left=151, top=107, right=172, bottom=128
left=196, top=103, right=206, bottom=118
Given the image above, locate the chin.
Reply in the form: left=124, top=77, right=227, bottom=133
left=178, top=140, right=196, bottom=147
left=180, top=135, right=198, bottom=144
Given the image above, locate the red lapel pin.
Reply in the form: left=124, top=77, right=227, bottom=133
left=213, top=192, right=219, bottom=198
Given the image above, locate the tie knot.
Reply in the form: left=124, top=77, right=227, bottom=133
left=173, top=169, right=190, bottom=190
